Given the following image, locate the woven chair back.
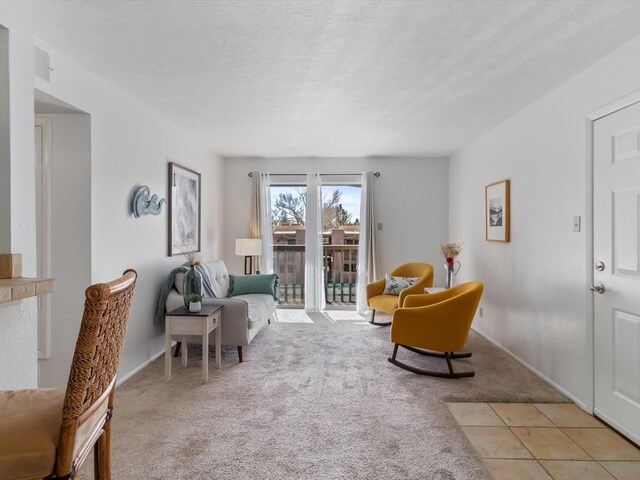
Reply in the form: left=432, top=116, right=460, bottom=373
left=62, top=270, right=137, bottom=419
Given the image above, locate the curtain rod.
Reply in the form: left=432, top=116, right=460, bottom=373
left=248, top=172, right=380, bottom=177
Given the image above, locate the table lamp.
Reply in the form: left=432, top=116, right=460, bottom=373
left=235, top=238, right=262, bottom=275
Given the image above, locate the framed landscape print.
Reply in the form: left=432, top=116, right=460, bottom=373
left=485, top=179, right=510, bottom=242
left=168, top=162, right=201, bottom=256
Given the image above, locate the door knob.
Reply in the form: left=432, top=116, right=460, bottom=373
left=590, top=284, right=605, bottom=294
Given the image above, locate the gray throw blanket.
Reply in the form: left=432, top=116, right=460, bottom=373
left=154, top=263, right=216, bottom=323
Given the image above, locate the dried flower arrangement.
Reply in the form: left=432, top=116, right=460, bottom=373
left=182, top=251, right=198, bottom=266
left=441, top=243, right=462, bottom=263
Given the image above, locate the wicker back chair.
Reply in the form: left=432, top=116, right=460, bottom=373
left=0, top=269, right=137, bottom=480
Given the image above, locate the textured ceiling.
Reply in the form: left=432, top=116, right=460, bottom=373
left=32, top=0, right=640, bottom=157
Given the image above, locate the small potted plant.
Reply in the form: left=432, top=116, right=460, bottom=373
left=188, top=293, right=202, bottom=313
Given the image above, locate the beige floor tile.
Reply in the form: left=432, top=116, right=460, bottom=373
left=599, top=461, right=640, bottom=480
left=462, top=426, right=533, bottom=459
left=447, top=402, right=505, bottom=426
left=511, top=427, right=591, bottom=460
left=482, top=459, right=552, bottom=480
left=561, top=429, right=640, bottom=461
left=539, top=460, right=615, bottom=479
left=534, top=403, right=605, bottom=428
left=490, top=403, right=555, bottom=427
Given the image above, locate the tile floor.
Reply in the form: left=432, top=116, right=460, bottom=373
left=447, top=402, right=640, bottom=480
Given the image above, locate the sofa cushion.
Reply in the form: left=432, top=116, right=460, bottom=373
left=203, top=260, right=230, bottom=297
left=174, top=271, right=185, bottom=295
left=233, top=294, right=276, bottom=328
left=227, top=274, right=278, bottom=299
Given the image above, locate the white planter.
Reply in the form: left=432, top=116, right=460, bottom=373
left=189, top=301, right=201, bottom=313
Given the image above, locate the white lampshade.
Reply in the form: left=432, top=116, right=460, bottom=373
left=235, top=238, right=262, bottom=256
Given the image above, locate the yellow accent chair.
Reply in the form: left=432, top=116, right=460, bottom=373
left=0, top=270, right=137, bottom=480
left=388, top=281, right=484, bottom=378
left=366, top=263, right=434, bottom=326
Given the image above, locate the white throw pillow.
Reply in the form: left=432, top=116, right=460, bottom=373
left=383, top=274, right=420, bottom=295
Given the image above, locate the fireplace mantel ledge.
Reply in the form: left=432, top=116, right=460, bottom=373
left=0, top=277, right=55, bottom=304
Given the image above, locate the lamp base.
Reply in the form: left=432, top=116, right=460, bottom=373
left=244, top=256, right=252, bottom=275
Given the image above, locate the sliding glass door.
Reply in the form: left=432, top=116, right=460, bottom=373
left=270, top=181, right=361, bottom=309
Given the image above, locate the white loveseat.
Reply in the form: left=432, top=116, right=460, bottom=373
left=166, top=260, right=277, bottom=362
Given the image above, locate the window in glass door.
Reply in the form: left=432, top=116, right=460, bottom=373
left=271, top=185, right=306, bottom=306
left=321, top=184, right=361, bottom=307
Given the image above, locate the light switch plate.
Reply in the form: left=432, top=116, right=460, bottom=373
left=573, top=216, right=581, bottom=232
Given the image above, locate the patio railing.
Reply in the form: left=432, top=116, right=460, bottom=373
left=273, top=244, right=358, bottom=306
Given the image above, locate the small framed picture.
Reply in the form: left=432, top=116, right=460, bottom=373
left=168, top=162, right=201, bottom=256
left=485, top=179, right=510, bottom=242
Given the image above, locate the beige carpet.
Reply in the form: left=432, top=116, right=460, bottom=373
left=83, top=310, right=567, bottom=479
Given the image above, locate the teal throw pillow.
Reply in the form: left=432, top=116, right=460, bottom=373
left=382, top=274, right=420, bottom=295
left=227, top=274, right=279, bottom=300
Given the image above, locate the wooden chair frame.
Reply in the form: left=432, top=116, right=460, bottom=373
left=47, top=270, right=137, bottom=480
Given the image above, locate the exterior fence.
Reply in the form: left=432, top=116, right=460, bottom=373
left=274, top=244, right=358, bottom=306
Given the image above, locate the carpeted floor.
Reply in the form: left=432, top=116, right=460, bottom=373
left=84, top=310, right=568, bottom=479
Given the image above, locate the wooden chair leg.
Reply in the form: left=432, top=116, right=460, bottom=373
left=94, top=430, right=109, bottom=480
left=237, top=345, right=243, bottom=363
left=94, top=434, right=100, bottom=479
left=368, top=309, right=391, bottom=326
left=102, top=422, right=112, bottom=479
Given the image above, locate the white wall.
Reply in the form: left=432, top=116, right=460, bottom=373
left=35, top=114, right=92, bottom=386
left=0, top=2, right=39, bottom=390
left=223, top=157, right=449, bottom=284
left=28, top=38, right=225, bottom=386
left=449, top=34, right=640, bottom=408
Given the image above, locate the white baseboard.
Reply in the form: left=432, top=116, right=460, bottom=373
left=472, top=326, right=588, bottom=412
left=116, top=346, right=167, bottom=388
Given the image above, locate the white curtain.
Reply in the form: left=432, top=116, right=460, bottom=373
left=305, top=173, right=325, bottom=312
left=356, top=171, right=378, bottom=314
left=250, top=172, right=273, bottom=274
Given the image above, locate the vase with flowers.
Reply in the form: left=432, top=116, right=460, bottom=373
left=441, top=242, right=462, bottom=289
left=182, top=252, right=203, bottom=308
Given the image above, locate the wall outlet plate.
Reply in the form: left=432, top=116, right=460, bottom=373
left=573, top=216, right=581, bottom=232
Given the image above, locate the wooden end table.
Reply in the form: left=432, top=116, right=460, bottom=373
left=165, top=305, right=222, bottom=383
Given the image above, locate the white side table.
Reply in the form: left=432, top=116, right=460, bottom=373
left=165, top=305, right=222, bottom=383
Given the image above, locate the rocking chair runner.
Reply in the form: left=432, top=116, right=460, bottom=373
left=388, top=281, right=484, bottom=378
left=0, top=270, right=137, bottom=480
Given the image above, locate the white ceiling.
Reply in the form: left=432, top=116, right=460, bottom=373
left=32, top=0, right=640, bottom=158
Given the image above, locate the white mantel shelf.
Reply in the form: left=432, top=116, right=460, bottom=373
left=0, top=277, right=55, bottom=304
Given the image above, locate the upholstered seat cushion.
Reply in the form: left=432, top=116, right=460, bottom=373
left=233, top=293, right=277, bottom=328
left=368, top=294, right=400, bottom=314
left=0, top=388, right=65, bottom=479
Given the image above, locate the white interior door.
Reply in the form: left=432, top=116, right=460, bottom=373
left=593, top=100, right=640, bottom=445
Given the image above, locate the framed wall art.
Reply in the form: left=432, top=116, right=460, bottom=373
left=485, top=179, right=510, bottom=242
left=168, top=162, right=201, bottom=256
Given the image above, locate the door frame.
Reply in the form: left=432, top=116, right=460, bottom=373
left=35, top=116, right=52, bottom=359
left=585, top=89, right=640, bottom=414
